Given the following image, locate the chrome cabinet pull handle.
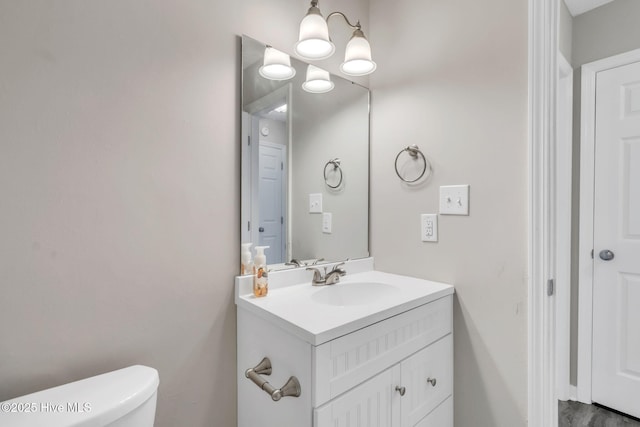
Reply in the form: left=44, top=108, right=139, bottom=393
left=426, top=377, right=437, bottom=387
left=395, top=385, right=406, bottom=396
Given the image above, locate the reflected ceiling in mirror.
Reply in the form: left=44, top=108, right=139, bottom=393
left=240, top=35, right=370, bottom=271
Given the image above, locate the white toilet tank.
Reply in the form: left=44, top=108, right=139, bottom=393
left=0, top=365, right=159, bottom=427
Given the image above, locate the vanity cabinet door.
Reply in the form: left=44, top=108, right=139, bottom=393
left=413, top=396, right=453, bottom=427
left=314, top=366, right=401, bottom=427
left=400, top=334, right=453, bottom=427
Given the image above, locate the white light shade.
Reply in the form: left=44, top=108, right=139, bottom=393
left=295, top=6, right=335, bottom=60
left=302, top=65, right=334, bottom=93
left=340, top=30, right=377, bottom=76
left=259, top=47, right=296, bottom=81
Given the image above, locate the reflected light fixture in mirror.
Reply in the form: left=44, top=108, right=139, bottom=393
left=259, top=46, right=296, bottom=81
left=295, top=0, right=376, bottom=77
left=302, top=65, right=335, bottom=93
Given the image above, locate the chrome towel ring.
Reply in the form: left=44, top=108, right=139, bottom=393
left=394, top=145, right=430, bottom=183
left=324, top=158, right=343, bottom=189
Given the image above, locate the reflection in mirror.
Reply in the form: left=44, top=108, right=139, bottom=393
left=241, top=35, right=370, bottom=270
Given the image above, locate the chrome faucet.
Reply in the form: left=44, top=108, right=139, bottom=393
left=306, top=262, right=346, bottom=286
left=326, top=262, right=346, bottom=284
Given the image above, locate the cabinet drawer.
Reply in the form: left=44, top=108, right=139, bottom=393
left=400, top=334, right=453, bottom=427
left=313, top=295, right=452, bottom=406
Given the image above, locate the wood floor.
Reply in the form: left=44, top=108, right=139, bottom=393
left=559, top=401, right=640, bottom=427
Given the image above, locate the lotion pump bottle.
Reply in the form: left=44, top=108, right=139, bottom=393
left=253, top=246, right=270, bottom=297
left=240, top=243, right=253, bottom=275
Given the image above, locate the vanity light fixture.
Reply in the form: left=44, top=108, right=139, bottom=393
left=302, top=65, right=334, bottom=93
left=340, top=27, right=377, bottom=76
left=259, top=46, right=296, bottom=81
left=294, top=1, right=335, bottom=60
left=295, top=0, right=376, bottom=76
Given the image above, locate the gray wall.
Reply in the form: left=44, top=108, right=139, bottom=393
left=258, top=118, right=287, bottom=147
left=369, top=0, right=529, bottom=426
left=572, top=0, right=640, bottom=67
left=559, top=0, right=573, bottom=63
left=0, top=1, right=368, bottom=426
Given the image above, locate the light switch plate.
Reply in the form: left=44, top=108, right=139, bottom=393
left=421, top=214, right=438, bottom=242
left=439, top=185, right=470, bottom=215
left=309, top=193, right=322, bottom=213
left=322, top=212, right=332, bottom=234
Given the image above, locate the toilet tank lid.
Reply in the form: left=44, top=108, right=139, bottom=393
left=0, top=365, right=159, bottom=427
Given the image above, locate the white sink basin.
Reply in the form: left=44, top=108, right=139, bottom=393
left=236, top=262, right=455, bottom=345
left=311, top=282, right=401, bottom=306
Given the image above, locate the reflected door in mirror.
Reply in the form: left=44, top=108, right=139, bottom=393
left=258, top=141, right=286, bottom=264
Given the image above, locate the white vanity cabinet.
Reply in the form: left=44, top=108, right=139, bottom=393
left=237, top=281, right=453, bottom=426
left=311, top=294, right=452, bottom=426
left=314, top=334, right=452, bottom=427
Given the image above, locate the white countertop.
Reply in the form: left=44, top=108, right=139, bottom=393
left=235, top=259, right=454, bottom=346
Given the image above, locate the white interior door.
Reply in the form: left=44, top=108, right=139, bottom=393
left=258, top=141, right=286, bottom=264
left=592, top=59, right=640, bottom=418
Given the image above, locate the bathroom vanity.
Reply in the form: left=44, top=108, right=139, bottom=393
left=235, top=258, right=454, bottom=426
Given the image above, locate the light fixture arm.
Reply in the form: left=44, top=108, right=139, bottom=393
left=325, top=11, right=361, bottom=31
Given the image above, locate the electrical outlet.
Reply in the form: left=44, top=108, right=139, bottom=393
left=421, top=214, right=438, bottom=242
left=309, top=193, right=322, bottom=213
left=322, top=212, right=332, bottom=234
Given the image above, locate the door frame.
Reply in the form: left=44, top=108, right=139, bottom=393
left=576, top=47, right=640, bottom=403
left=528, top=0, right=558, bottom=425
left=555, top=52, right=573, bottom=402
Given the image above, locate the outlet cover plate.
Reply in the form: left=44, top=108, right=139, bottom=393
left=421, top=214, right=438, bottom=242
left=322, top=212, right=332, bottom=234
left=439, top=185, right=470, bottom=215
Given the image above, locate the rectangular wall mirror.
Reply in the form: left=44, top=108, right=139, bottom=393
left=240, top=35, right=370, bottom=270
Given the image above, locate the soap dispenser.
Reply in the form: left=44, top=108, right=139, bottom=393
left=240, top=243, right=253, bottom=275
left=253, top=246, right=270, bottom=297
